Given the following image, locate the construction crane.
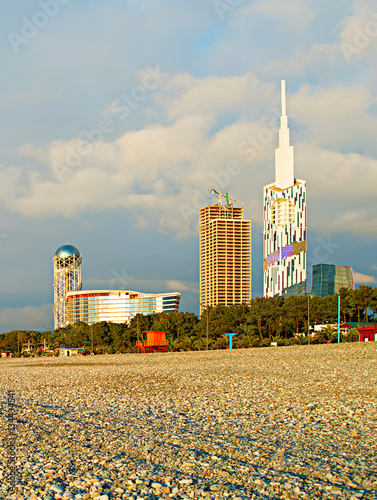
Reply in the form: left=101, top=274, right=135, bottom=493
left=211, top=188, right=244, bottom=207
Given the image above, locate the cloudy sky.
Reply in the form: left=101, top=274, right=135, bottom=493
left=0, top=0, right=376, bottom=332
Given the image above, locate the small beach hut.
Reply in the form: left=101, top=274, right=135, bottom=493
left=58, top=347, right=79, bottom=356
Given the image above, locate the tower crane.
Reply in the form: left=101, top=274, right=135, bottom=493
left=211, top=188, right=244, bottom=207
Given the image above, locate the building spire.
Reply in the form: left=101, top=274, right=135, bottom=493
left=275, top=80, right=295, bottom=189
left=281, top=79, right=286, bottom=116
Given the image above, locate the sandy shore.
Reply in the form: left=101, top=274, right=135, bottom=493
left=0, top=342, right=376, bottom=499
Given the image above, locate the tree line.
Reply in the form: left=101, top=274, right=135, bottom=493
left=0, top=286, right=376, bottom=355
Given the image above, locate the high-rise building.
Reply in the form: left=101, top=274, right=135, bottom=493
left=53, top=244, right=82, bottom=329
left=66, top=290, right=180, bottom=325
left=311, top=264, right=354, bottom=297
left=199, top=197, right=251, bottom=314
left=263, top=80, right=307, bottom=297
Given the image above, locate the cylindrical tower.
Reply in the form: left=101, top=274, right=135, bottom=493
left=53, top=244, right=82, bottom=329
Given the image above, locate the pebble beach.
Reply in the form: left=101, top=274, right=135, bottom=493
left=0, top=342, right=376, bottom=500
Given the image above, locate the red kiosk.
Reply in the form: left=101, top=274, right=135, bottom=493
left=340, top=323, right=377, bottom=342
left=136, top=331, right=169, bottom=353
left=358, top=325, right=377, bottom=342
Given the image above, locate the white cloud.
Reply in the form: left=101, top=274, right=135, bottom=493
left=1, top=71, right=377, bottom=242
left=291, top=84, right=377, bottom=153
left=0, top=304, right=52, bottom=333
left=158, top=72, right=274, bottom=121
left=339, top=3, right=377, bottom=63
left=84, top=278, right=198, bottom=294
left=296, top=143, right=377, bottom=236
left=353, top=272, right=376, bottom=284
left=1, top=73, right=277, bottom=238
left=262, top=43, right=343, bottom=80
left=240, top=0, right=315, bottom=31
left=166, top=280, right=190, bottom=291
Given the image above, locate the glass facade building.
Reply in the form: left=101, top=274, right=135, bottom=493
left=66, top=290, right=180, bottom=325
left=311, top=264, right=354, bottom=297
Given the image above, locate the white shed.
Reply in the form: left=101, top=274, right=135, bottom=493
left=58, top=347, right=79, bottom=357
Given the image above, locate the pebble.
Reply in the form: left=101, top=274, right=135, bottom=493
left=0, top=343, right=376, bottom=499
left=50, top=486, right=64, bottom=494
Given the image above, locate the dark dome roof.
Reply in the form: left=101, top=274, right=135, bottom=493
left=55, top=244, right=81, bottom=259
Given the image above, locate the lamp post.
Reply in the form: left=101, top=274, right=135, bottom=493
left=307, top=293, right=310, bottom=345
left=91, top=324, right=94, bottom=354
left=199, top=302, right=209, bottom=350
left=338, top=294, right=341, bottom=343
left=298, top=288, right=311, bottom=344
left=206, top=307, right=209, bottom=350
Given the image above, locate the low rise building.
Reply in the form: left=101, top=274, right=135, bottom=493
left=341, top=322, right=377, bottom=342
left=65, top=290, right=180, bottom=325
left=58, top=347, right=79, bottom=356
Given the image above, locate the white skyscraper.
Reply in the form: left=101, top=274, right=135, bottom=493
left=263, top=81, right=307, bottom=297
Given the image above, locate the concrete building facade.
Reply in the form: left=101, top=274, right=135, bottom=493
left=199, top=203, right=251, bottom=314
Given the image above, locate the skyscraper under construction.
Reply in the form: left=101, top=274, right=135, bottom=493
left=199, top=191, right=251, bottom=315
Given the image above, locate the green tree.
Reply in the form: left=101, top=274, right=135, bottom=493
left=283, top=296, right=307, bottom=335
left=355, top=285, right=373, bottom=322
left=339, top=287, right=355, bottom=323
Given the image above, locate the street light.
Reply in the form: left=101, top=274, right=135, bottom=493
left=337, top=294, right=341, bottom=343
left=307, top=293, right=310, bottom=345
left=199, top=302, right=209, bottom=350
left=298, top=288, right=311, bottom=345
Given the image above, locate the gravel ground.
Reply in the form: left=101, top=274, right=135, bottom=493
left=0, top=342, right=376, bottom=500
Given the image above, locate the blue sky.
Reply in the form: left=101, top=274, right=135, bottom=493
left=0, top=0, right=376, bottom=331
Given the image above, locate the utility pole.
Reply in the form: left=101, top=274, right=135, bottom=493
left=91, top=324, right=94, bottom=354
left=299, top=288, right=310, bottom=344
left=199, top=302, right=210, bottom=350
left=307, top=294, right=310, bottom=345
left=206, top=307, right=209, bottom=350
left=338, top=295, right=341, bottom=343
